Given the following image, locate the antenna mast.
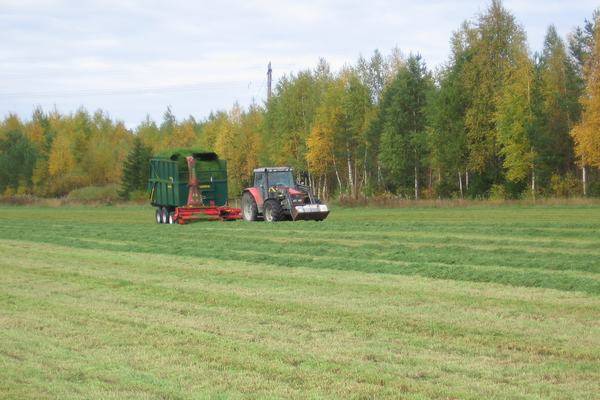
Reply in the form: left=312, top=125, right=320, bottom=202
left=267, top=62, right=272, bottom=100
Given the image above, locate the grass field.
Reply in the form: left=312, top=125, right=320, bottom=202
left=0, top=205, right=599, bottom=399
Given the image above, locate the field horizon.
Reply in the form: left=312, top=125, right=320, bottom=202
left=3, top=193, right=600, bottom=210
left=1, top=204, right=599, bottom=399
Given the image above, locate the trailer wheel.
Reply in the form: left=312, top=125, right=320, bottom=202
left=155, top=208, right=163, bottom=224
left=168, top=212, right=175, bottom=224
left=242, top=192, right=258, bottom=221
left=161, top=207, right=169, bottom=224
left=264, top=199, right=283, bottom=222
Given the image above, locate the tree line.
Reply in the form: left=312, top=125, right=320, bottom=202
left=1, top=0, right=599, bottom=200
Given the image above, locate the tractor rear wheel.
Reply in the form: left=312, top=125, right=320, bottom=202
left=161, top=207, right=169, bottom=224
left=264, top=199, right=283, bottom=222
left=242, top=192, right=258, bottom=221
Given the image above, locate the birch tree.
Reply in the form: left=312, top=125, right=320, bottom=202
left=571, top=21, right=600, bottom=194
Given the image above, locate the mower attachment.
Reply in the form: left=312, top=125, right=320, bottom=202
left=291, top=204, right=330, bottom=221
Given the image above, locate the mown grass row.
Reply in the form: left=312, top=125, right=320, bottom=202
left=1, top=206, right=599, bottom=294
left=1, top=240, right=598, bottom=399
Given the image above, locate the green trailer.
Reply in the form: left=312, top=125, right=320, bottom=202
left=147, top=149, right=241, bottom=224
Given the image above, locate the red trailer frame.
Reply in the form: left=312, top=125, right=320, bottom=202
left=173, top=205, right=241, bottom=224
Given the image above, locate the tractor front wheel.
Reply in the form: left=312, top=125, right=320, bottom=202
left=264, top=200, right=283, bottom=222
left=242, top=192, right=258, bottom=221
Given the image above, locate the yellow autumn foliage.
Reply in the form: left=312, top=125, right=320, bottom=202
left=571, top=24, right=600, bottom=168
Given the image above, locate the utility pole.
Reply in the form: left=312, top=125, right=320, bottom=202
left=267, top=62, right=272, bottom=100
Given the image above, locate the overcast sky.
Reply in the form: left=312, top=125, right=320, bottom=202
left=1, top=0, right=597, bottom=128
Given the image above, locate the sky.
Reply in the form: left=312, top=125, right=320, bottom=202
left=1, top=0, right=597, bottom=128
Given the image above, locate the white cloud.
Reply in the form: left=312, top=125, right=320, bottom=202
left=0, top=0, right=597, bottom=126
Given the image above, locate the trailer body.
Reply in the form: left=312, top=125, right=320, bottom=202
left=148, top=151, right=228, bottom=208
left=148, top=149, right=240, bottom=223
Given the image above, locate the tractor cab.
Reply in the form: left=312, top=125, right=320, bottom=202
left=253, top=167, right=295, bottom=198
left=242, top=167, right=330, bottom=222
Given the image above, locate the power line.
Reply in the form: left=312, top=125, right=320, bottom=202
left=0, top=81, right=253, bottom=99
left=251, top=79, right=266, bottom=101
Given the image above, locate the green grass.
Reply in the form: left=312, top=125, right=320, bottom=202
left=0, top=205, right=598, bottom=399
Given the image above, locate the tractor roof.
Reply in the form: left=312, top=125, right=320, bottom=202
left=253, top=167, right=293, bottom=173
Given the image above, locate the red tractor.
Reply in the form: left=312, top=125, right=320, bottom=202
left=242, top=167, right=330, bottom=222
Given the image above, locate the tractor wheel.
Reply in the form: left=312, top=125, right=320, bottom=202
left=242, top=192, right=258, bottom=221
left=155, top=208, right=163, bottom=224
left=161, top=207, right=169, bottom=224
left=264, top=200, right=283, bottom=222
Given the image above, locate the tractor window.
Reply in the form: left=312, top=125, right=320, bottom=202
left=267, top=171, right=294, bottom=187
left=254, top=173, right=265, bottom=188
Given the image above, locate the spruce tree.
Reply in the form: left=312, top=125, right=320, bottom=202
left=535, top=25, right=580, bottom=186
left=119, top=137, right=153, bottom=200
left=427, top=28, right=470, bottom=197
left=0, top=130, right=37, bottom=194
left=378, top=55, right=432, bottom=197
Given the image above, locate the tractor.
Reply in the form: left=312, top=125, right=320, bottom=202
left=242, top=167, right=329, bottom=222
